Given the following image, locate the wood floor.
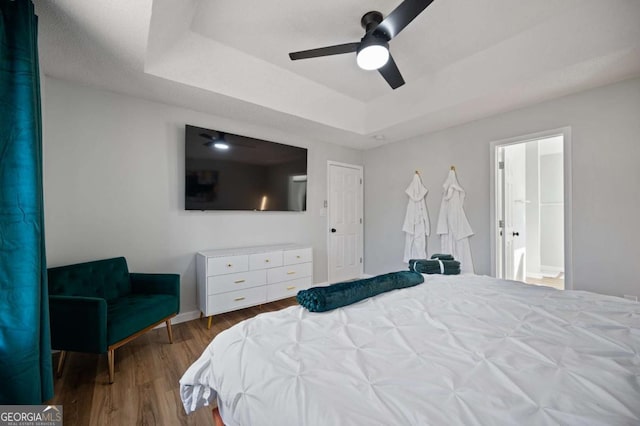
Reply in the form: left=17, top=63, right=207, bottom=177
left=525, top=274, right=564, bottom=290
left=48, top=297, right=299, bottom=426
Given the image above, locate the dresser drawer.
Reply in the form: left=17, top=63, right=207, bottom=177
left=209, top=286, right=267, bottom=315
left=207, top=255, right=249, bottom=276
left=267, top=276, right=313, bottom=302
left=249, top=251, right=283, bottom=270
left=284, top=247, right=313, bottom=265
left=207, top=270, right=267, bottom=295
left=267, top=262, right=312, bottom=284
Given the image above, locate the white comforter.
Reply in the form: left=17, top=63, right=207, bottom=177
left=180, top=275, right=640, bottom=425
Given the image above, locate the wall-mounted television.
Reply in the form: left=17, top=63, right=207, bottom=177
left=185, top=125, right=308, bottom=211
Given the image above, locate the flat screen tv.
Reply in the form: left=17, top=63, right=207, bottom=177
left=185, top=125, right=308, bottom=211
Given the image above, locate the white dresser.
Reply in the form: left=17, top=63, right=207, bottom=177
left=196, top=244, right=313, bottom=328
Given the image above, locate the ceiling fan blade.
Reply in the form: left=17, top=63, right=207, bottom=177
left=374, top=0, right=435, bottom=40
left=289, top=42, right=359, bottom=60
left=200, top=132, right=223, bottom=141
left=378, top=54, right=405, bottom=89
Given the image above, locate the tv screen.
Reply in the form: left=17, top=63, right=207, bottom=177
left=185, top=125, right=308, bottom=211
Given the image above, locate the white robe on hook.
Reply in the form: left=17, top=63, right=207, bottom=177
left=436, top=170, right=475, bottom=273
left=403, top=174, right=430, bottom=263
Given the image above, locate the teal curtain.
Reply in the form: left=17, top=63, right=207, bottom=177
left=0, top=0, right=54, bottom=404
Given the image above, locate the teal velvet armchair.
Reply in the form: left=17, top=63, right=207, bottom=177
left=47, top=257, right=180, bottom=383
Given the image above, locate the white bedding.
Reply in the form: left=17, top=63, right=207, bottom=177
left=180, top=275, right=640, bottom=425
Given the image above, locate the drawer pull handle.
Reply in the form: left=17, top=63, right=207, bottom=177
left=265, top=259, right=270, bottom=263
left=296, top=255, right=301, bottom=259
left=234, top=297, right=245, bottom=302
left=286, top=286, right=296, bottom=291
left=234, top=279, right=245, bottom=284
left=227, top=263, right=232, bottom=267
left=287, top=271, right=296, bottom=275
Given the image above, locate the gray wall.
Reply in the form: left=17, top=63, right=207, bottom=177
left=363, top=77, right=640, bottom=297
left=43, top=77, right=363, bottom=314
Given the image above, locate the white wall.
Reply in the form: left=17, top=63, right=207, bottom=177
left=363, top=77, right=640, bottom=297
left=43, top=77, right=363, bottom=314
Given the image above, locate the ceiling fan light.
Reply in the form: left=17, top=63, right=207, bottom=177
left=356, top=44, right=389, bottom=70
left=213, top=142, right=229, bottom=150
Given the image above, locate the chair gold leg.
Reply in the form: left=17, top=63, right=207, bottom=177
left=207, top=316, right=213, bottom=330
left=166, top=319, right=174, bottom=344
left=107, top=349, right=115, bottom=384
left=199, top=311, right=204, bottom=319
left=56, top=351, right=67, bottom=378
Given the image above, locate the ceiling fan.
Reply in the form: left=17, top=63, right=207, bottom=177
left=200, top=132, right=256, bottom=150
left=288, top=0, right=435, bottom=90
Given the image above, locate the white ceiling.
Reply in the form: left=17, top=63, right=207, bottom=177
left=35, top=0, right=640, bottom=149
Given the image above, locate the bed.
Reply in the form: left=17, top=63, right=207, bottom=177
left=180, top=274, right=640, bottom=425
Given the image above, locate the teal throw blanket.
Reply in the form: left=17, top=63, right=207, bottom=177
left=297, top=271, right=424, bottom=313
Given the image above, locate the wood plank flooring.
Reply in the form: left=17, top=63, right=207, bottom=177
left=525, top=274, right=564, bottom=290
left=48, top=297, right=299, bottom=426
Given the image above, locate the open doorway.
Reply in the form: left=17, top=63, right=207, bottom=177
left=493, top=130, right=571, bottom=290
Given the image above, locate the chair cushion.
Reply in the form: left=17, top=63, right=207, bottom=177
left=48, top=257, right=131, bottom=301
left=107, top=294, right=178, bottom=346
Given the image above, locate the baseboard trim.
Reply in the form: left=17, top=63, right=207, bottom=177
left=154, top=310, right=201, bottom=329
left=540, top=265, right=564, bottom=275
left=174, top=310, right=202, bottom=324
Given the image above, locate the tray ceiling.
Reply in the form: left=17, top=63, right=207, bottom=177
left=35, top=0, right=640, bottom=149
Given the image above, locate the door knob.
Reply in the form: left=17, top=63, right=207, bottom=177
left=512, top=231, right=520, bottom=237
left=330, top=228, right=337, bottom=233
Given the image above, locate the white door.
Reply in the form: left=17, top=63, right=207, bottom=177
left=502, top=144, right=527, bottom=281
left=327, top=162, right=363, bottom=283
